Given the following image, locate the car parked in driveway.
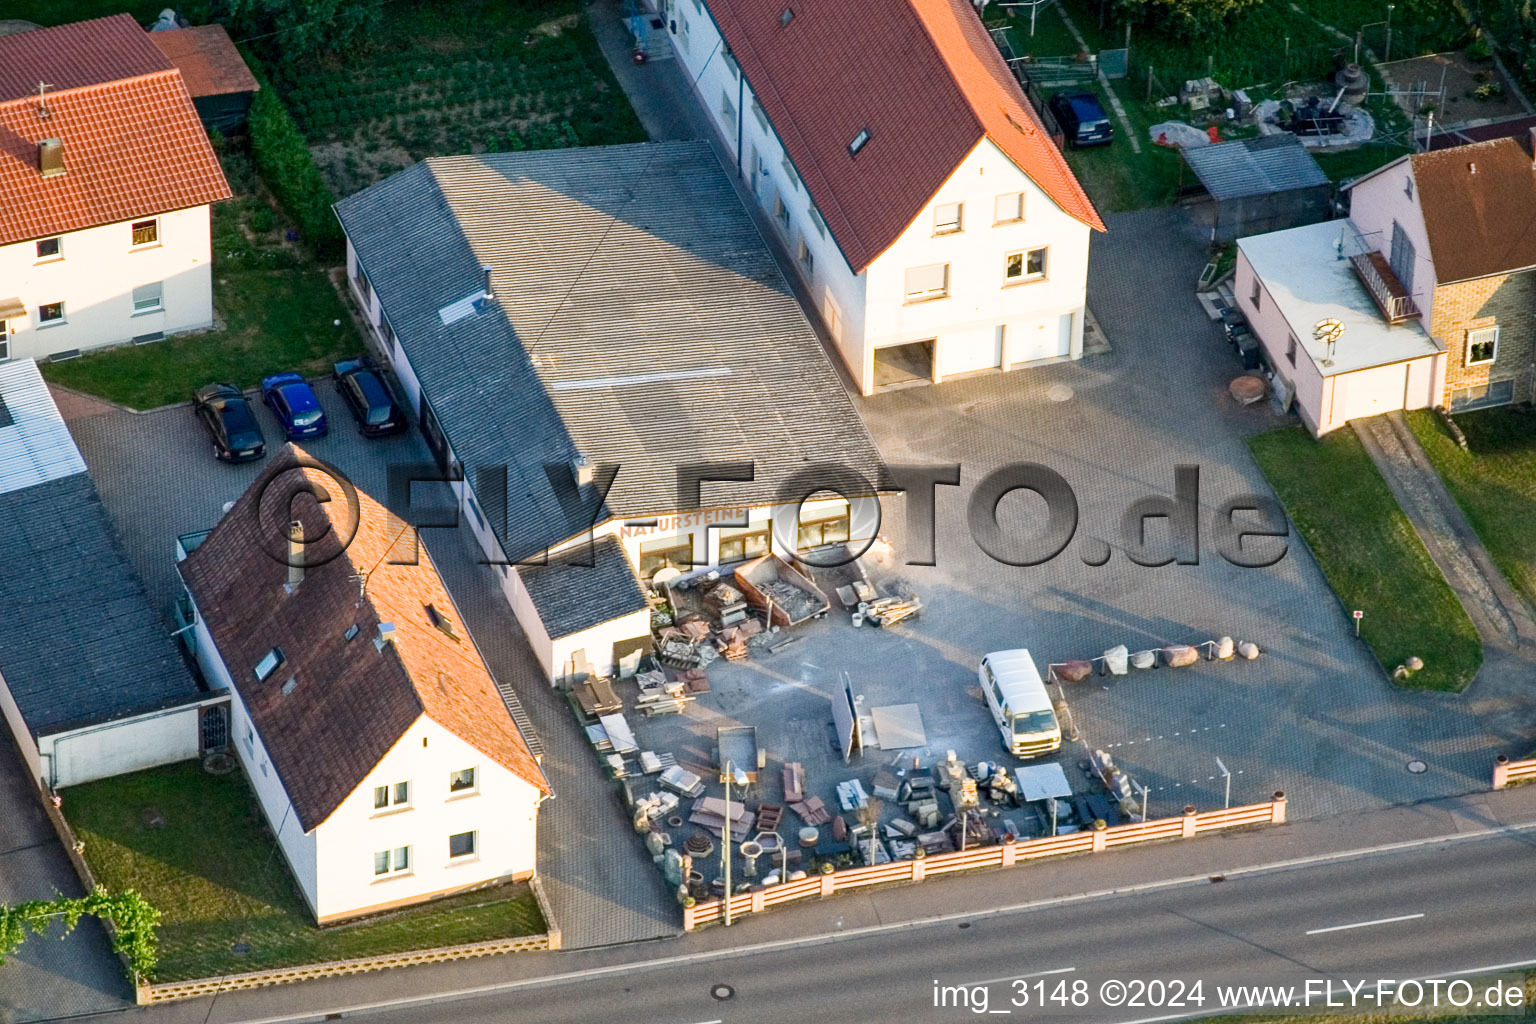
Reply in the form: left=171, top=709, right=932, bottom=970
left=260, top=372, right=328, bottom=441
left=192, top=383, right=266, bottom=462
left=1048, top=91, right=1114, bottom=148
left=332, top=357, right=406, bottom=437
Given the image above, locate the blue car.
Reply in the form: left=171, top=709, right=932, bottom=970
left=1048, top=91, right=1114, bottom=148
left=260, top=372, right=328, bottom=440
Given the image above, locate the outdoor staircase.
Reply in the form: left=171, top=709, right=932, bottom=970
left=623, top=1, right=675, bottom=62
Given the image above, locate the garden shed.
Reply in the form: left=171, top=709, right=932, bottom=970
left=1183, top=134, right=1332, bottom=243
left=149, top=24, right=259, bottom=132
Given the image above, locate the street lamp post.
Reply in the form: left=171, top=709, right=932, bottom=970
left=1385, top=3, right=1396, bottom=62
left=722, top=763, right=748, bottom=926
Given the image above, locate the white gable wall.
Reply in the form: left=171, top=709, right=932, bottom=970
left=0, top=206, right=214, bottom=361
left=311, top=715, right=540, bottom=923
left=1346, top=161, right=1437, bottom=319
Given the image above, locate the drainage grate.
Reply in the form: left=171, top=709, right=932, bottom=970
left=711, top=984, right=735, bottom=1001
left=1046, top=384, right=1074, bottom=402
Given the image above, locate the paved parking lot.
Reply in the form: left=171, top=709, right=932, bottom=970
left=60, top=381, right=677, bottom=950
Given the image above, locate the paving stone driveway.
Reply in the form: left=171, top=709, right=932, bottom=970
left=850, top=207, right=1536, bottom=819
left=60, top=383, right=676, bottom=950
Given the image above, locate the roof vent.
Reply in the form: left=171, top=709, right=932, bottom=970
left=374, top=621, right=397, bottom=652
left=1468, top=161, right=1477, bottom=175
left=344, top=624, right=360, bottom=642
left=481, top=263, right=494, bottom=301
left=38, top=138, right=64, bottom=178
left=849, top=128, right=870, bottom=156
left=281, top=677, right=298, bottom=695
left=780, top=7, right=793, bottom=25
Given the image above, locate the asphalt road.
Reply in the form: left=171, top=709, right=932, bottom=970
left=332, top=829, right=1536, bottom=1024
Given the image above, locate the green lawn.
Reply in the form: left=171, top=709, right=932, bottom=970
left=41, top=140, right=359, bottom=410
left=1406, top=407, right=1536, bottom=612
left=1247, top=426, right=1481, bottom=692
left=63, top=762, right=544, bottom=983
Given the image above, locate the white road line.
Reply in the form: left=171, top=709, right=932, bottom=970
left=963, top=967, right=1077, bottom=987
left=227, top=821, right=1536, bottom=1024
left=1306, top=912, right=1424, bottom=935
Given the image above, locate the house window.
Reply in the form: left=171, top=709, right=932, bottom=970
left=449, top=767, right=477, bottom=793
left=849, top=129, right=871, bottom=156
left=1466, top=326, right=1499, bottom=365
left=720, top=90, right=736, bottom=128
left=373, top=845, right=411, bottom=876
left=1404, top=177, right=1414, bottom=200
left=780, top=153, right=801, bottom=192
left=1250, top=278, right=1261, bottom=309
left=35, top=237, right=61, bottom=261
left=994, top=193, right=1025, bottom=223
left=719, top=526, right=770, bottom=563
left=37, top=301, right=64, bottom=324
left=374, top=785, right=389, bottom=809
left=374, top=780, right=411, bottom=809
left=1450, top=379, right=1515, bottom=411
left=0, top=323, right=8, bottom=362
left=132, top=282, right=163, bottom=313
left=243, top=723, right=255, bottom=755
left=448, top=830, right=477, bottom=859
left=722, top=50, right=740, bottom=78
left=639, top=536, right=693, bottom=578
left=254, top=647, right=284, bottom=682
left=131, top=219, right=159, bottom=246
left=797, top=507, right=851, bottom=550
left=904, top=263, right=949, bottom=301
left=797, top=237, right=814, bottom=272
left=1287, top=335, right=1298, bottom=366
left=1004, top=247, right=1047, bottom=282
left=934, top=203, right=963, bottom=235
left=808, top=207, right=826, bottom=239
left=773, top=194, right=790, bottom=230
left=750, top=96, right=770, bottom=134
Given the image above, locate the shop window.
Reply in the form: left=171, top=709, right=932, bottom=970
left=639, top=537, right=694, bottom=579
left=797, top=510, right=850, bottom=551
left=719, top=527, right=770, bottom=564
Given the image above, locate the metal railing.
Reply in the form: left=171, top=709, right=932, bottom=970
left=1350, top=250, right=1419, bottom=323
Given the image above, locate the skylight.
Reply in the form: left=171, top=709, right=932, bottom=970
left=849, top=129, right=871, bottom=156
left=254, top=647, right=284, bottom=682
left=780, top=7, right=793, bottom=25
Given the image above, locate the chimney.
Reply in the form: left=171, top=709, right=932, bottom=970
left=38, top=138, right=63, bottom=178
left=1468, top=161, right=1478, bottom=175
left=374, top=621, right=397, bottom=652
left=286, top=520, right=305, bottom=587
left=572, top=453, right=595, bottom=488
left=481, top=263, right=494, bottom=300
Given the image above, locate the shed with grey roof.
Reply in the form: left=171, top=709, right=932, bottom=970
left=1183, top=135, right=1332, bottom=243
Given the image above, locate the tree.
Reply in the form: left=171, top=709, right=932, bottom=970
left=0, top=888, right=162, bottom=982
left=213, top=0, right=380, bottom=65
left=1114, top=0, right=1266, bottom=33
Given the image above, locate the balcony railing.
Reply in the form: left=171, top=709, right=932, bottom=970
left=1350, top=250, right=1420, bottom=323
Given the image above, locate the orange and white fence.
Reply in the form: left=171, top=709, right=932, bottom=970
left=683, top=793, right=1287, bottom=930
left=1493, top=755, right=1536, bottom=789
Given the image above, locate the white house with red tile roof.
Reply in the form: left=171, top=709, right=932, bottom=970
left=0, top=15, right=231, bottom=363
left=665, top=0, right=1104, bottom=393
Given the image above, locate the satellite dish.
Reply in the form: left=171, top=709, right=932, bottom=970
left=1313, top=318, right=1344, bottom=344
left=651, top=566, right=683, bottom=588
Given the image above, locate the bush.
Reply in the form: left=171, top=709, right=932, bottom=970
left=245, top=54, right=343, bottom=261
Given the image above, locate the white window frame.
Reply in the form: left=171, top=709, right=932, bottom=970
left=35, top=237, right=62, bottom=262
left=933, top=202, right=963, bottom=235
left=773, top=194, right=790, bottom=230
left=904, top=263, right=949, bottom=302
left=807, top=207, right=826, bottom=239
left=994, top=193, right=1025, bottom=223
left=720, top=90, right=736, bottom=127
left=37, top=301, right=65, bottom=326
left=750, top=96, right=770, bottom=134
left=373, top=845, right=411, bottom=877
left=797, top=236, right=814, bottom=271
left=132, top=282, right=163, bottom=314
left=1004, top=247, right=1048, bottom=283
left=449, top=766, right=478, bottom=795
left=1466, top=326, right=1499, bottom=366
left=254, top=647, right=284, bottom=681
left=780, top=153, right=801, bottom=193
left=131, top=218, right=159, bottom=248
left=448, top=830, right=478, bottom=860
left=0, top=323, right=9, bottom=362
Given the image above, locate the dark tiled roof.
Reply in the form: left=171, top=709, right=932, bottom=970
left=149, top=25, right=259, bottom=97
left=0, top=14, right=231, bottom=246
left=180, top=447, right=549, bottom=832
left=518, top=535, right=648, bottom=639
left=702, top=0, right=1103, bottom=272
left=335, top=142, right=889, bottom=565
left=1183, top=134, right=1328, bottom=201
left=0, top=473, right=199, bottom=735
left=1410, top=138, right=1536, bottom=282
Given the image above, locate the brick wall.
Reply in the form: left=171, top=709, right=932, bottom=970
left=1431, top=269, right=1536, bottom=408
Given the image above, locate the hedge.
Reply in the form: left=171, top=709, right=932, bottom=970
left=243, top=53, right=343, bottom=261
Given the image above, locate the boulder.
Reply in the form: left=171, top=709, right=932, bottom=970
left=1103, top=644, right=1129, bottom=675
left=1215, top=636, right=1235, bottom=660
left=1055, top=659, right=1094, bottom=682
left=1130, top=649, right=1157, bottom=670
left=1406, top=656, right=1424, bottom=671
left=1237, top=641, right=1260, bottom=660
left=1163, top=644, right=1199, bottom=668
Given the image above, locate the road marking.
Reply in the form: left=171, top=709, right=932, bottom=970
left=1306, top=912, right=1424, bottom=935
left=963, top=967, right=1076, bottom=987
left=223, top=820, right=1536, bottom=1024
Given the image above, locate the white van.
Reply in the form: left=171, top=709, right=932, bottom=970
left=978, top=650, right=1061, bottom=758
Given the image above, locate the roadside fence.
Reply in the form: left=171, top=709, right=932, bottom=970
left=1492, top=754, right=1536, bottom=789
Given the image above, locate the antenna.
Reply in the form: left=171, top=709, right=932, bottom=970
left=36, top=81, right=53, bottom=119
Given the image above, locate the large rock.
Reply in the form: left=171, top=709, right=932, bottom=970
left=1215, top=636, right=1235, bottom=660
left=1055, top=659, right=1094, bottom=682
left=1130, top=648, right=1157, bottom=670
left=1163, top=644, right=1199, bottom=668
left=1103, top=645, right=1129, bottom=675
left=1237, top=641, right=1260, bottom=660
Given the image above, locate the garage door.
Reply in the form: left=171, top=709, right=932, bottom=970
left=1340, top=362, right=1408, bottom=423
left=1009, top=313, right=1073, bottom=366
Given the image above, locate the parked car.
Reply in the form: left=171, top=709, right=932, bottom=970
left=192, top=383, right=266, bottom=463
left=332, top=357, right=406, bottom=437
left=1048, top=91, right=1114, bottom=148
left=260, top=372, right=328, bottom=441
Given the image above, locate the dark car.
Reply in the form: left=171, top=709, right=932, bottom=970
left=193, top=383, right=266, bottom=462
left=332, top=357, right=406, bottom=437
left=260, top=372, right=329, bottom=441
left=1048, top=91, right=1114, bottom=148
